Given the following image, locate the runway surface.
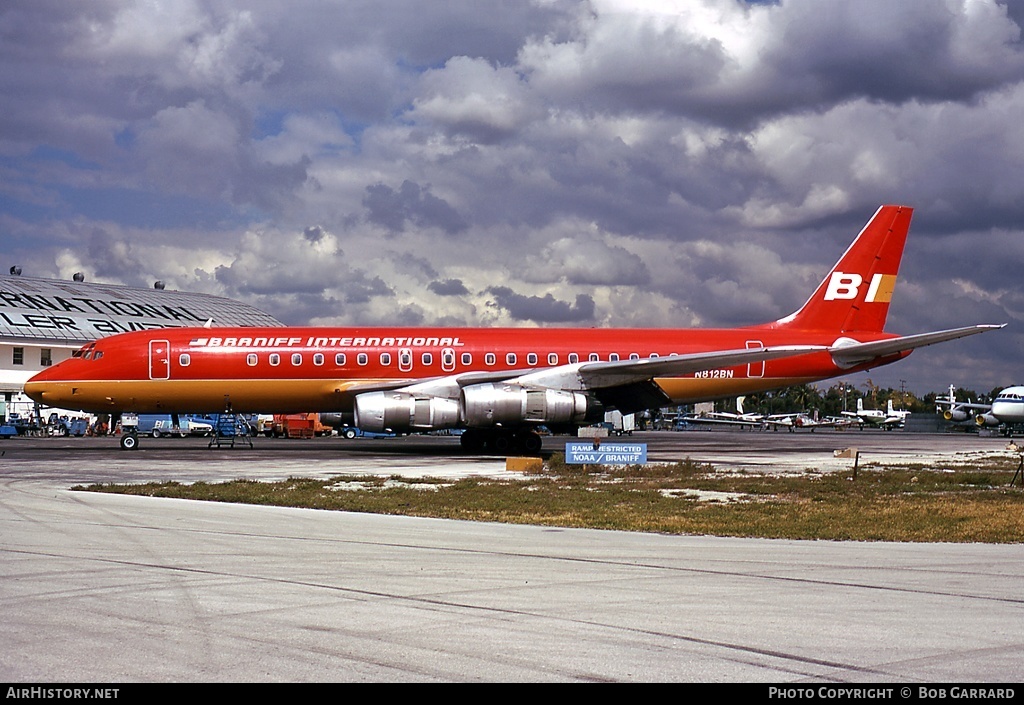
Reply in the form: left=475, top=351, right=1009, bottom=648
left=2, top=430, right=1022, bottom=682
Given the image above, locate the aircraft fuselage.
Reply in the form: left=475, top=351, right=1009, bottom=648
left=24, top=325, right=901, bottom=416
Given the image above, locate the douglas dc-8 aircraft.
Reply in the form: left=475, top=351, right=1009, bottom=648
left=25, top=205, right=1003, bottom=452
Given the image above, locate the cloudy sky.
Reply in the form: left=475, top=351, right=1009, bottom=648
left=2, top=0, right=1023, bottom=396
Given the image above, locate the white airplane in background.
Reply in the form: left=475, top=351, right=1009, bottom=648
left=843, top=398, right=911, bottom=429
left=682, top=396, right=767, bottom=428
left=763, top=412, right=852, bottom=432
left=682, top=398, right=849, bottom=432
left=940, top=384, right=1024, bottom=432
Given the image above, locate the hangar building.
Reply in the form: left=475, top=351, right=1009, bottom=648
left=1, top=270, right=282, bottom=420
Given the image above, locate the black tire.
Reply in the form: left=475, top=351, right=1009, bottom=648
left=519, top=432, right=543, bottom=454
left=492, top=433, right=513, bottom=454
left=460, top=430, right=485, bottom=453
left=344, top=428, right=358, bottom=439
left=120, top=433, right=139, bottom=450
left=151, top=429, right=161, bottom=438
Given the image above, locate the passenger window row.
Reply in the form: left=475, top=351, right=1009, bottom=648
left=177, top=350, right=670, bottom=368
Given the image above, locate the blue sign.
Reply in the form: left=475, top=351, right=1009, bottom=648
left=565, top=442, right=647, bottom=465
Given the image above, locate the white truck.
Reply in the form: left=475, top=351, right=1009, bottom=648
left=603, top=410, right=636, bottom=436
left=122, top=414, right=215, bottom=438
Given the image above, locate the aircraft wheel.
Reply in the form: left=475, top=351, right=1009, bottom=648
left=460, top=430, right=486, bottom=453
left=518, top=431, right=543, bottom=454
left=492, top=432, right=513, bottom=455
left=120, top=433, right=139, bottom=451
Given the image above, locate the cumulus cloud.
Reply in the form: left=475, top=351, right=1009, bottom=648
left=486, top=287, right=596, bottom=323
left=208, top=225, right=396, bottom=323
left=428, top=278, right=470, bottom=296
left=363, top=180, right=468, bottom=234
left=412, top=56, right=543, bottom=143
left=519, top=225, right=651, bottom=286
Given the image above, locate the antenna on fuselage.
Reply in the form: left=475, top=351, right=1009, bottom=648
left=203, top=319, right=214, bottom=328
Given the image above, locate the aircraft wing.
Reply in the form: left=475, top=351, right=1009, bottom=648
left=339, top=345, right=823, bottom=405
left=682, top=413, right=765, bottom=427
left=939, top=401, right=992, bottom=411
left=512, top=345, right=823, bottom=391
left=342, top=369, right=528, bottom=398
left=829, top=325, right=1004, bottom=367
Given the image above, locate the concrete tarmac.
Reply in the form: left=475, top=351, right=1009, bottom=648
left=1, top=430, right=1022, bottom=682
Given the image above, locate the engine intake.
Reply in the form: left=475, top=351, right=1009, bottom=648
left=354, top=391, right=460, bottom=433
left=975, top=412, right=1000, bottom=427
left=460, top=383, right=590, bottom=427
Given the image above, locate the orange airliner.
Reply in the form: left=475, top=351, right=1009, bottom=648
left=25, top=205, right=1002, bottom=452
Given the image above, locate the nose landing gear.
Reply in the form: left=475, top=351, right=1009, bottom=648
left=119, top=432, right=139, bottom=450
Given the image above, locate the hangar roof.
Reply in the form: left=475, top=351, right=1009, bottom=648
left=0, top=274, right=282, bottom=346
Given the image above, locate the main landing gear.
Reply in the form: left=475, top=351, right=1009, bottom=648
left=459, top=428, right=543, bottom=456
left=119, top=432, right=139, bottom=450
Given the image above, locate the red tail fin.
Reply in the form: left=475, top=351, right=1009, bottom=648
left=771, top=205, right=912, bottom=333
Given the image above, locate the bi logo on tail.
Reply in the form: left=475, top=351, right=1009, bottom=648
left=823, top=272, right=897, bottom=303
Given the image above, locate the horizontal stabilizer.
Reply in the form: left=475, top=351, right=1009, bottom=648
left=829, top=324, right=1004, bottom=367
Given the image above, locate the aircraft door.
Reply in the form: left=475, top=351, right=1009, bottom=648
left=149, top=339, right=171, bottom=380
left=746, top=340, right=764, bottom=378
left=441, top=348, right=456, bottom=372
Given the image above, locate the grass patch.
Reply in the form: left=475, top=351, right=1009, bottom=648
left=74, top=457, right=1024, bottom=543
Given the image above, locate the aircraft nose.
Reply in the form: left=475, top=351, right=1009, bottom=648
left=24, top=367, right=69, bottom=405
left=23, top=378, right=56, bottom=404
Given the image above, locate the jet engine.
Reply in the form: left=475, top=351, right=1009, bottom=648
left=975, top=412, right=1000, bottom=427
left=943, top=408, right=969, bottom=422
left=354, top=391, right=460, bottom=433
left=460, top=383, right=590, bottom=427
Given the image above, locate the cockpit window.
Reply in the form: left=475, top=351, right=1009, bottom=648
left=74, top=343, right=98, bottom=360
left=93, top=351, right=103, bottom=360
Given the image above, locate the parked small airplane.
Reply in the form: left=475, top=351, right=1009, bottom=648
left=842, top=398, right=911, bottom=429
left=25, top=205, right=1003, bottom=452
left=763, top=412, right=852, bottom=432
left=682, top=397, right=767, bottom=428
left=682, top=396, right=852, bottom=432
